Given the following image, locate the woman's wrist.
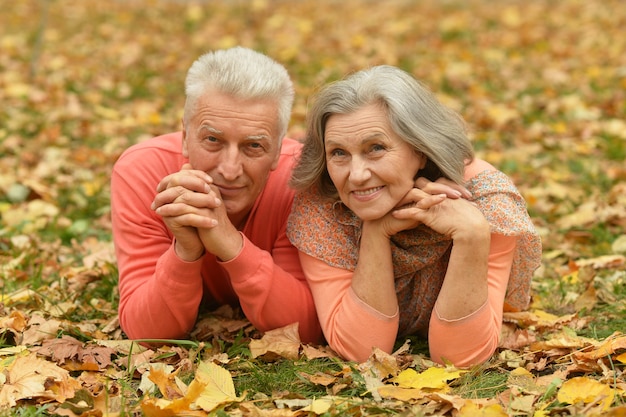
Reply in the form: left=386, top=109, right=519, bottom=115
left=451, top=217, right=490, bottom=244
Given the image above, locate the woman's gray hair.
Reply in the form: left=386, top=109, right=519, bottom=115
left=183, top=47, right=294, bottom=142
left=290, top=65, right=474, bottom=199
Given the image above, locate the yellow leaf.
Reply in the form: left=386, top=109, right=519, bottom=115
left=4, top=82, right=30, bottom=98
left=141, top=378, right=206, bottom=417
left=378, top=385, right=425, bottom=401
left=193, top=361, right=243, bottom=412
left=391, top=367, right=465, bottom=391
left=1, top=200, right=59, bottom=233
left=557, top=377, right=614, bottom=411
left=616, top=352, right=626, bottom=364
left=301, top=397, right=335, bottom=414
left=0, top=288, right=38, bottom=305
left=459, top=401, right=508, bottom=416
left=510, top=367, right=532, bottom=377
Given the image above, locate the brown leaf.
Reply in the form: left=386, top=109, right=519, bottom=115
left=249, top=322, right=301, bottom=360
left=36, top=336, right=114, bottom=370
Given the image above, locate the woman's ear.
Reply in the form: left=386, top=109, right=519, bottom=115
left=414, top=150, right=427, bottom=169
left=419, top=154, right=427, bottom=169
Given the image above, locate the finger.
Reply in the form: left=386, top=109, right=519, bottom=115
left=415, top=177, right=463, bottom=199
left=156, top=204, right=219, bottom=228
left=415, top=176, right=472, bottom=199
left=152, top=186, right=221, bottom=210
left=172, top=213, right=219, bottom=229
left=172, top=190, right=222, bottom=208
left=392, top=194, right=445, bottom=219
left=156, top=170, right=213, bottom=193
left=396, top=187, right=440, bottom=209
left=415, top=193, right=446, bottom=209
left=433, top=177, right=472, bottom=199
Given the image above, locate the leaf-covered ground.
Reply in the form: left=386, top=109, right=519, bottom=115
left=1, top=0, right=625, bottom=415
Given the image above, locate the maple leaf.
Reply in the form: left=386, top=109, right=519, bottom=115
left=145, top=364, right=184, bottom=399
left=0, top=353, right=80, bottom=408
left=36, top=335, right=114, bottom=370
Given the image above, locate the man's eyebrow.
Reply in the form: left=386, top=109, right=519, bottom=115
left=246, top=134, right=270, bottom=141
left=199, top=125, right=222, bottom=135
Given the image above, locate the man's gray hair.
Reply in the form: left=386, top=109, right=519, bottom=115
left=183, top=47, right=294, bottom=142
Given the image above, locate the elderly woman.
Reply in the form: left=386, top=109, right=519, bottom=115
left=287, top=66, right=541, bottom=367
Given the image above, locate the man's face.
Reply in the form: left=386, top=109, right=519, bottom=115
left=182, top=90, right=281, bottom=227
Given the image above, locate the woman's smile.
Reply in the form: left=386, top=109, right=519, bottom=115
left=351, top=186, right=384, bottom=200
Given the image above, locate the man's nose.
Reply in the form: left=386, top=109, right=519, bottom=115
left=217, top=148, right=243, bottom=180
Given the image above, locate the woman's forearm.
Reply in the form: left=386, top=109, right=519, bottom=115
left=435, top=226, right=491, bottom=320
left=351, top=222, right=398, bottom=316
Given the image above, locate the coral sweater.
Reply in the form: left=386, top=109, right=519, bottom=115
left=111, top=132, right=322, bottom=343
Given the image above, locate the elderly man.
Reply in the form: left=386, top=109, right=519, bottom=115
left=111, top=47, right=321, bottom=343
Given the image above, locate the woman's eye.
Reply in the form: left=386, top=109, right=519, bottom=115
left=371, top=144, right=386, bottom=152
left=329, top=149, right=345, bottom=157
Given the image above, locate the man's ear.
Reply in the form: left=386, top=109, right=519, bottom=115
left=181, top=118, right=189, bottom=158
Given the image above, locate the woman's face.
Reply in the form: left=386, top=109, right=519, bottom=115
left=324, top=104, right=425, bottom=221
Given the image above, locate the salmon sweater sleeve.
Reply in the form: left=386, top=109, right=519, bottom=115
left=428, top=234, right=515, bottom=367
left=111, top=133, right=322, bottom=343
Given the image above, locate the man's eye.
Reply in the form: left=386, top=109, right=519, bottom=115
left=205, top=136, right=219, bottom=142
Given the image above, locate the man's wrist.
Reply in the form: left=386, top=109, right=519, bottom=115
left=215, top=231, right=244, bottom=262
left=174, top=241, right=205, bottom=262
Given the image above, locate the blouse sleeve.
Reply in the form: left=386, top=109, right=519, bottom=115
left=298, top=252, right=400, bottom=362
